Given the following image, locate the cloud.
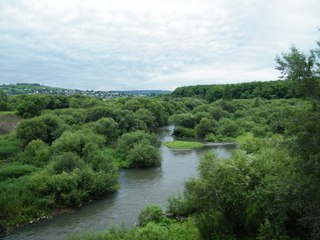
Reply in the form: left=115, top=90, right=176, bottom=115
left=0, top=0, right=319, bottom=90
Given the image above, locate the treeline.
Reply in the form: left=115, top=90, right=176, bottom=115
left=172, top=80, right=302, bottom=102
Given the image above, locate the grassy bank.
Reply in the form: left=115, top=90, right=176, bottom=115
left=164, top=141, right=204, bottom=149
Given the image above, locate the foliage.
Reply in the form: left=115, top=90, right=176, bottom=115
left=16, top=95, right=69, bottom=118
left=116, top=130, right=160, bottom=159
left=48, top=152, right=85, bottom=174
left=0, top=163, right=37, bottom=181
left=19, top=139, right=51, bottom=167
left=172, top=127, right=196, bottom=138
left=16, top=113, right=66, bottom=146
left=52, top=130, right=104, bottom=157
left=195, top=118, right=218, bottom=138
left=172, top=80, right=298, bottom=102
left=127, top=142, right=161, bottom=168
left=0, top=90, right=9, bottom=111
left=138, top=205, right=165, bottom=226
left=169, top=113, right=196, bottom=128
left=69, top=218, right=201, bottom=240
left=0, top=135, right=22, bottom=159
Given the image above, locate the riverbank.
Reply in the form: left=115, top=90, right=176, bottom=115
left=1, top=127, right=237, bottom=240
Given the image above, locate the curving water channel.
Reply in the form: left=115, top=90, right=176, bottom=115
left=2, top=126, right=237, bottom=240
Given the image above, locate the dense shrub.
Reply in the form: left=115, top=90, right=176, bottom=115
left=0, top=135, right=21, bottom=159
left=173, top=127, right=196, bottom=138
left=19, top=139, right=51, bottom=167
left=0, top=164, right=37, bottom=180
left=116, top=130, right=159, bottom=159
left=127, top=142, right=161, bottom=168
left=138, top=205, right=164, bottom=226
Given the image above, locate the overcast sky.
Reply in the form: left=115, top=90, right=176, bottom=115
left=0, top=0, right=319, bottom=90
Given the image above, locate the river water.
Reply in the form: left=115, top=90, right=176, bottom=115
left=2, top=126, right=237, bottom=240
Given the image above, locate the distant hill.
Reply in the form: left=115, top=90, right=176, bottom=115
left=0, top=83, right=171, bottom=98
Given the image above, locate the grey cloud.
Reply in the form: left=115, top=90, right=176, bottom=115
left=0, top=0, right=319, bottom=90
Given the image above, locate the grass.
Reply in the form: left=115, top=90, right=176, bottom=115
left=164, top=141, right=204, bottom=149
left=233, top=132, right=255, bottom=144
left=0, top=111, right=17, bottom=115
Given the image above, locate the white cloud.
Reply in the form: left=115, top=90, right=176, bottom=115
left=0, top=0, right=319, bottom=90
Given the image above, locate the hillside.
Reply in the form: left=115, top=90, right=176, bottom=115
left=0, top=83, right=171, bottom=98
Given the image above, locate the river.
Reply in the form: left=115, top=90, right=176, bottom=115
left=2, top=126, right=237, bottom=240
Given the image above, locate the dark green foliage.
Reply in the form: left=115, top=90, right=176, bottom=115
left=116, top=130, right=160, bottom=160
left=217, top=118, right=241, bottom=137
left=0, top=90, right=9, bottom=111
left=172, top=80, right=298, bottom=102
left=85, top=117, right=119, bottom=144
left=195, top=118, right=218, bottom=138
left=70, top=218, right=200, bottom=240
left=169, top=113, right=196, bottom=128
left=85, top=106, right=116, bottom=122
left=19, top=139, right=51, bottom=167
left=171, top=138, right=298, bottom=239
left=127, top=142, right=161, bottom=168
left=173, top=127, right=196, bottom=138
left=0, top=135, right=22, bottom=159
left=49, top=152, right=84, bottom=174
left=52, top=130, right=104, bottom=157
left=138, top=205, right=164, bottom=226
left=16, top=113, right=66, bottom=146
left=0, top=164, right=37, bottom=180
left=16, top=95, right=69, bottom=118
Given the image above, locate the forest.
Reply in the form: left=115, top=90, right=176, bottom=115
left=0, top=40, right=319, bottom=240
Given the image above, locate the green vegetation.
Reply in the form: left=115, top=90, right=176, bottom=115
left=0, top=111, right=16, bottom=115
left=0, top=95, right=178, bottom=233
left=164, top=141, right=204, bottom=149
left=172, top=79, right=301, bottom=102
left=69, top=218, right=200, bottom=240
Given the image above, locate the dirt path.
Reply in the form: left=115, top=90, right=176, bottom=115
left=0, top=114, right=21, bottom=136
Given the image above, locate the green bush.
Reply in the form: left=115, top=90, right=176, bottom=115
left=195, top=118, right=218, bottom=138
left=0, top=135, right=21, bottom=159
left=217, top=118, right=241, bottom=137
left=173, top=127, right=196, bottom=138
left=116, top=130, right=159, bottom=160
left=127, top=142, right=161, bottom=168
left=49, top=152, right=84, bottom=174
left=52, top=130, right=105, bottom=157
left=20, top=139, right=51, bottom=167
left=138, top=205, right=164, bottom=226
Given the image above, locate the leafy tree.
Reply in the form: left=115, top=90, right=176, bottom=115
left=85, top=117, right=119, bottom=144
left=20, top=139, right=51, bottom=167
left=49, top=152, right=84, bottom=174
left=169, top=113, right=196, bottom=128
left=217, top=118, right=241, bottom=137
left=16, top=117, right=47, bottom=146
left=134, top=108, right=157, bottom=131
left=116, top=130, right=159, bottom=160
left=0, top=90, right=9, bottom=110
left=276, top=45, right=320, bottom=103
left=138, top=205, right=164, bottom=226
left=276, top=36, right=320, bottom=238
left=127, top=142, right=161, bottom=168
left=52, top=130, right=104, bottom=157
left=195, top=118, right=218, bottom=138
left=16, top=114, right=66, bottom=146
